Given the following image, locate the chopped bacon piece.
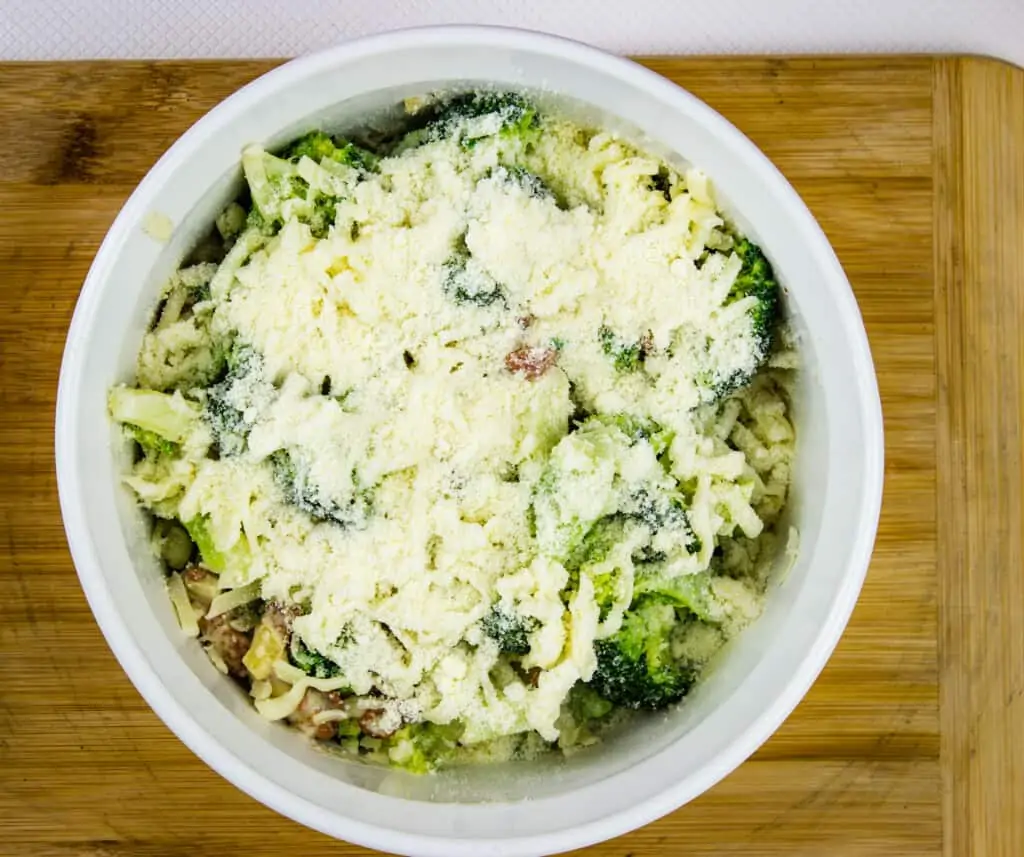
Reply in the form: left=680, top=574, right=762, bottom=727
left=181, top=564, right=219, bottom=612
left=289, top=688, right=345, bottom=741
left=359, top=707, right=401, bottom=739
left=182, top=564, right=210, bottom=584
left=505, top=346, right=557, bottom=380
left=198, top=614, right=251, bottom=679
left=263, top=602, right=299, bottom=637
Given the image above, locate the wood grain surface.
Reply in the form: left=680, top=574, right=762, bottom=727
left=0, top=55, right=1019, bottom=857
left=934, top=58, right=1024, bottom=857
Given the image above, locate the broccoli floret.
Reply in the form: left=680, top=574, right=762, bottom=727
left=202, top=343, right=266, bottom=456
left=557, top=682, right=617, bottom=748
left=632, top=570, right=724, bottom=623
left=183, top=514, right=251, bottom=576
left=441, top=254, right=505, bottom=308
left=568, top=682, right=614, bottom=722
left=125, top=423, right=179, bottom=457
left=269, top=449, right=372, bottom=528
left=624, top=488, right=701, bottom=556
left=588, top=600, right=696, bottom=710
left=289, top=636, right=342, bottom=679
left=489, top=165, right=558, bottom=202
left=241, top=134, right=377, bottom=242
left=245, top=204, right=276, bottom=235
left=532, top=419, right=640, bottom=560
left=599, top=325, right=649, bottom=372
left=242, top=146, right=309, bottom=226
left=729, top=237, right=779, bottom=343
left=108, top=386, right=201, bottom=449
left=401, top=91, right=539, bottom=150
left=649, top=169, right=673, bottom=202
left=704, top=237, right=781, bottom=401
left=566, top=515, right=627, bottom=572
left=216, top=201, right=247, bottom=242
left=566, top=513, right=673, bottom=621
left=384, top=722, right=465, bottom=773
left=531, top=464, right=605, bottom=562
left=281, top=131, right=379, bottom=172
left=224, top=342, right=258, bottom=384
left=481, top=604, right=539, bottom=656
left=306, top=196, right=337, bottom=240
left=281, top=130, right=337, bottom=162
left=565, top=517, right=625, bottom=612
left=188, top=282, right=212, bottom=305
left=634, top=567, right=756, bottom=627
left=587, top=413, right=673, bottom=455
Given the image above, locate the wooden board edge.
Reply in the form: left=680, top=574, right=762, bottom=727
left=934, top=55, right=1024, bottom=857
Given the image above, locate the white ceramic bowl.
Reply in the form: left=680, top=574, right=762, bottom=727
left=55, top=25, right=884, bottom=857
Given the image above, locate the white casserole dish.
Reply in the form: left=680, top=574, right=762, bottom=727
left=55, top=25, right=884, bottom=857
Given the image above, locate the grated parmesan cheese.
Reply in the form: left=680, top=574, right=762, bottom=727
left=116, top=101, right=797, bottom=760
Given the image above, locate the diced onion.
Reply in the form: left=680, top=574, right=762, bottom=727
left=206, top=580, right=261, bottom=619
left=167, top=572, right=199, bottom=637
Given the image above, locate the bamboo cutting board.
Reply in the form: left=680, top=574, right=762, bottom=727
left=0, top=56, right=1022, bottom=857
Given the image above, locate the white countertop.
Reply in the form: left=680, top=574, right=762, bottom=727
left=1, top=0, right=1021, bottom=67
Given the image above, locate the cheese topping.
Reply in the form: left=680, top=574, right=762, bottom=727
left=113, top=95, right=796, bottom=765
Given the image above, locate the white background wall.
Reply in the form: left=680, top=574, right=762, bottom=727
left=1, top=0, right=1021, bottom=66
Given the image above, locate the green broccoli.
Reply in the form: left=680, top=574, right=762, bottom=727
left=588, top=413, right=673, bottom=455
left=215, top=201, right=247, bottom=242
left=281, top=130, right=336, bottom=162
left=556, top=682, right=617, bottom=748
left=269, top=448, right=372, bottom=528
left=108, top=386, right=201, bottom=450
left=183, top=514, right=250, bottom=576
left=566, top=515, right=626, bottom=571
left=623, top=488, right=701, bottom=557
left=187, top=282, right=212, bottom=305
left=481, top=604, right=539, bottom=656
left=203, top=343, right=266, bottom=456
left=561, top=516, right=635, bottom=621
left=384, top=721, right=465, bottom=773
left=289, top=637, right=342, bottom=678
left=125, top=423, right=179, bottom=457
left=532, top=419, right=644, bottom=560
left=242, top=146, right=309, bottom=226
left=245, top=204, right=275, bottom=235
left=307, top=196, right=338, bottom=240
left=588, top=600, right=696, bottom=710
left=239, top=133, right=378, bottom=242
left=489, top=165, right=558, bottom=203
left=729, top=237, right=779, bottom=346
left=599, top=325, right=648, bottom=372
left=441, top=253, right=505, bottom=308
left=633, top=570, right=729, bottom=625
left=400, top=91, right=539, bottom=150
left=705, top=236, right=780, bottom=401
left=281, top=130, right=379, bottom=172
left=649, top=169, right=673, bottom=202
left=568, top=682, right=614, bottom=722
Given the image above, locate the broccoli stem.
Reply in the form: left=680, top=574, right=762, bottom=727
left=108, top=386, right=200, bottom=446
